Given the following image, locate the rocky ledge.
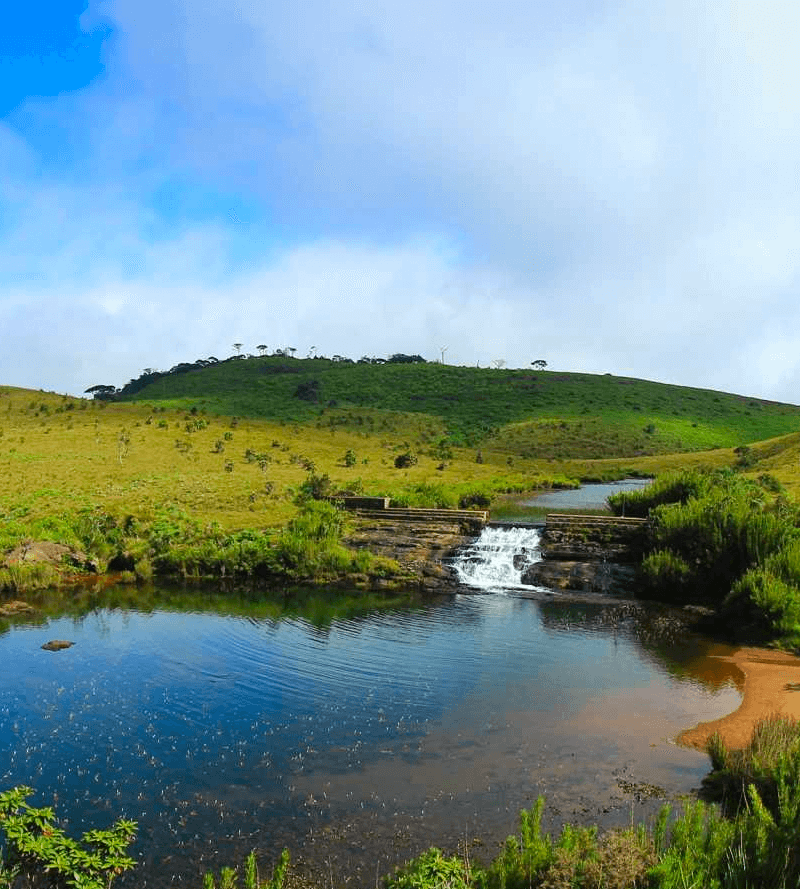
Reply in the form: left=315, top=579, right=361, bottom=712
left=344, top=513, right=481, bottom=593
left=522, top=515, right=649, bottom=596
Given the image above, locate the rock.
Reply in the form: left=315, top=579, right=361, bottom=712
left=344, top=516, right=475, bottom=592
left=523, top=560, right=639, bottom=596
left=0, top=600, right=35, bottom=617
left=4, top=541, right=99, bottom=573
left=41, top=640, right=75, bottom=651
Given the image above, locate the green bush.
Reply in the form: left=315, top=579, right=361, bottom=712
left=632, top=472, right=800, bottom=638
left=385, top=847, right=472, bottom=889
left=607, top=469, right=710, bottom=518
left=640, top=549, right=692, bottom=601
left=0, top=786, right=137, bottom=889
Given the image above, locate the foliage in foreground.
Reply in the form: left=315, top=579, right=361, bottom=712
left=383, top=716, right=800, bottom=889
left=386, top=780, right=796, bottom=886
left=0, top=786, right=136, bottom=889
left=5, top=718, right=800, bottom=889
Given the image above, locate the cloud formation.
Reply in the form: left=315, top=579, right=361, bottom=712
left=1, top=0, right=799, bottom=401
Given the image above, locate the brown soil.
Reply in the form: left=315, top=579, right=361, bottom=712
left=678, top=646, right=800, bottom=750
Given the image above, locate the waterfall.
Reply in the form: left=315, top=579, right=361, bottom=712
left=452, top=526, right=543, bottom=591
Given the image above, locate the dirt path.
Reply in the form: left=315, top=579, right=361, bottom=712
left=678, top=646, right=800, bottom=750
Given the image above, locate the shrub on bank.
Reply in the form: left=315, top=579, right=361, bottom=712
left=607, top=469, right=710, bottom=518
left=627, top=469, right=800, bottom=644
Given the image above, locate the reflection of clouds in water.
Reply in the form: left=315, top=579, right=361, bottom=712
left=0, top=592, right=741, bottom=887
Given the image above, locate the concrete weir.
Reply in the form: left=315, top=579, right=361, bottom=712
left=338, top=498, right=489, bottom=592
left=522, top=513, right=649, bottom=595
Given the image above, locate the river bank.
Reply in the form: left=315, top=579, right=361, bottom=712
left=678, top=646, right=800, bottom=750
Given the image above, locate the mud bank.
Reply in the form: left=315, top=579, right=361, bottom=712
left=678, top=646, right=800, bottom=750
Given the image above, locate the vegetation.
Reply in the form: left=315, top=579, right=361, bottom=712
left=111, top=355, right=800, bottom=458
left=381, top=716, right=800, bottom=888
left=608, top=468, right=800, bottom=647
left=0, top=786, right=136, bottom=889
left=6, top=356, right=800, bottom=888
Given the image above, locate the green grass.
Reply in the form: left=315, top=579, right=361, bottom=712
left=114, top=357, right=800, bottom=458
left=4, top=361, right=800, bottom=590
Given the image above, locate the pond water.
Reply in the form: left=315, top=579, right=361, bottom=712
left=0, top=529, right=741, bottom=887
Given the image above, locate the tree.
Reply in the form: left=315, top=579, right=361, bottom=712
left=256, top=344, right=268, bottom=355
left=531, top=359, right=548, bottom=370
left=492, top=359, right=506, bottom=369
left=232, top=343, right=243, bottom=354
left=84, top=384, right=117, bottom=400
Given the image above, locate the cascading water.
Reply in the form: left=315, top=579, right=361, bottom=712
left=452, top=526, right=543, bottom=591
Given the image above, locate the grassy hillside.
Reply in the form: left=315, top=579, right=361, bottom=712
left=4, top=360, right=800, bottom=589
left=115, top=356, right=800, bottom=459
left=0, top=386, right=572, bottom=542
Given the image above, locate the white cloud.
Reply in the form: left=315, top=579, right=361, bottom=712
left=1, top=0, right=800, bottom=403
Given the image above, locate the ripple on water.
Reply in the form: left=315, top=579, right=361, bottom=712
left=0, top=587, right=740, bottom=887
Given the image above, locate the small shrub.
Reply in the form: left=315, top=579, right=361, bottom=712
left=640, top=549, right=691, bottom=600
left=384, top=847, right=471, bottom=889
left=297, top=472, right=332, bottom=501
left=394, top=451, right=417, bottom=469
left=0, top=785, right=137, bottom=889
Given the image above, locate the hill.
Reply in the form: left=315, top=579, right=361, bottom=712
left=113, top=355, right=800, bottom=459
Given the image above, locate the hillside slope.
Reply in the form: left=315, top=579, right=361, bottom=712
left=115, top=356, right=800, bottom=459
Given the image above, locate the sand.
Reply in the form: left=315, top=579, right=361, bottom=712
left=678, top=646, right=800, bottom=750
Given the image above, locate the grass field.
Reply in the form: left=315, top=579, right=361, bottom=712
left=115, top=356, right=800, bottom=457
left=5, top=358, right=800, bottom=544
left=0, top=386, right=574, bottom=544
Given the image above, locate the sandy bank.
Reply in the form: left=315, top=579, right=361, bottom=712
left=678, top=646, right=800, bottom=750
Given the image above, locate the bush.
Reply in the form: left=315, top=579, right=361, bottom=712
left=643, top=473, right=798, bottom=607
left=0, top=786, right=137, bottom=889
left=385, top=847, right=471, bottom=889
left=297, top=472, right=332, bottom=501
left=607, top=469, right=709, bottom=518
left=394, top=451, right=418, bottom=469
left=640, top=549, right=692, bottom=601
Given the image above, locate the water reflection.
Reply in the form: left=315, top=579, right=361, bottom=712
left=533, top=597, right=742, bottom=692
left=0, top=584, right=739, bottom=887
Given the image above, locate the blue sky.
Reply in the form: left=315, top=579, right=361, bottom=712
left=2, top=0, right=800, bottom=401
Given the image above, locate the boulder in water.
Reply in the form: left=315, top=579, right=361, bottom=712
left=41, top=640, right=75, bottom=652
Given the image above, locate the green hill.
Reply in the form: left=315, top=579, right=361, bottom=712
left=115, top=356, right=800, bottom=460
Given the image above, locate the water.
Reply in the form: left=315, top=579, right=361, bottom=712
left=0, top=531, right=741, bottom=886
left=453, top=526, right=542, bottom=589
left=524, top=478, right=652, bottom=511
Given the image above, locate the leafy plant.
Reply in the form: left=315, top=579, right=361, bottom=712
left=0, top=786, right=137, bottom=889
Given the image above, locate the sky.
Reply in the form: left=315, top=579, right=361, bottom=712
left=2, top=0, right=800, bottom=402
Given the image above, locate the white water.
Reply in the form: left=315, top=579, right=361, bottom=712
left=453, top=525, right=543, bottom=590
